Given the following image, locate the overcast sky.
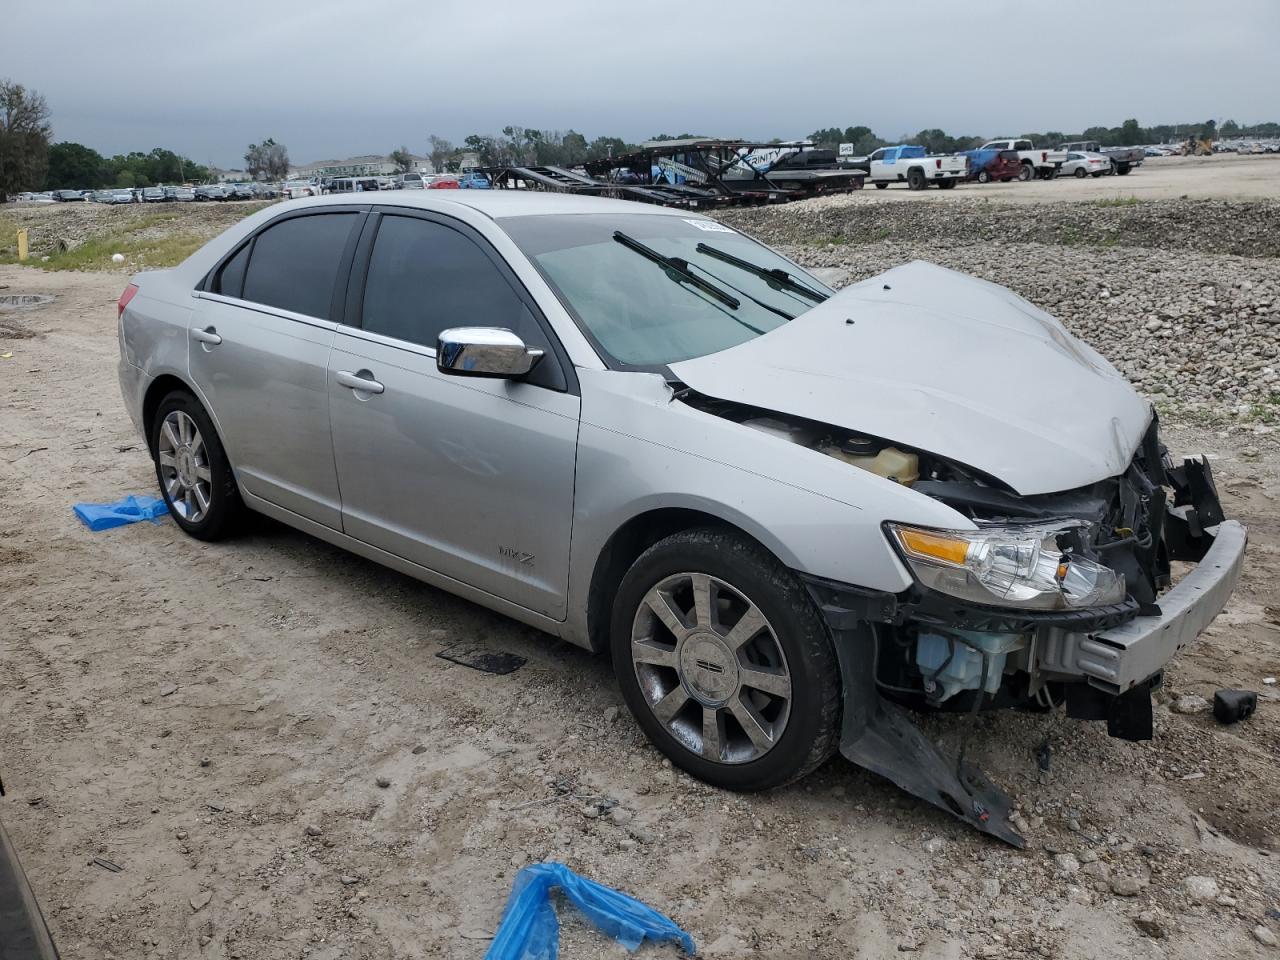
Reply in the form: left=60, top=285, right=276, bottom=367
left=5, top=0, right=1276, bottom=168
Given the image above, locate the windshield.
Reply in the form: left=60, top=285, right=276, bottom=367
left=500, top=213, right=833, bottom=369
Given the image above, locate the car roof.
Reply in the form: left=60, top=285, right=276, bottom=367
left=284, top=190, right=690, bottom=220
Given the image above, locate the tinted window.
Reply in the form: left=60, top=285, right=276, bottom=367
left=214, top=241, right=251, bottom=297
left=1015, top=140, right=1032, bottom=151
left=362, top=216, right=525, bottom=347
left=241, top=213, right=356, bottom=318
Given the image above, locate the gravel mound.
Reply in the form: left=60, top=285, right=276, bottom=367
left=777, top=239, right=1280, bottom=419
left=716, top=195, right=1280, bottom=259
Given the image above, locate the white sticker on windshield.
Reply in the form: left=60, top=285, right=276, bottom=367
left=683, top=219, right=734, bottom=233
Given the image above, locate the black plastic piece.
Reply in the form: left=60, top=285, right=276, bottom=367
left=830, top=627, right=1024, bottom=848
left=435, top=646, right=526, bottom=675
left=1213, top=689, right=1257, bottom=725
left=1106, top=684, right=1154, bottom=741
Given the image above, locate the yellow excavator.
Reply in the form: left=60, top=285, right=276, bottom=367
left=1181, top=137, right=1214, bottom=156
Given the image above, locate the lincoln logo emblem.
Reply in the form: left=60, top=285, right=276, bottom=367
left=695, top=659, right=725, bottom=674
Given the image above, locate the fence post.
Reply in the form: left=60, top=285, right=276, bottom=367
left=17, top=229, right=29, bottom=262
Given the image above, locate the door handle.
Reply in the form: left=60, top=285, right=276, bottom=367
left=336, top=370, right=385, bottom=395
left=190, top=326, right=222, bottom=346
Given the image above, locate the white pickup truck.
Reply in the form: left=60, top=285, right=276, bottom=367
left=867, top=145, right=967, bottom=190
left=979, top=139, right=1067, bottom=181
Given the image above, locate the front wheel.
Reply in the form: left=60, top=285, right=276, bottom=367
left=611, top=528, right=841, bottom=791
left=976, top=170, right=991, bottom=183
left=150, top=391, right=243, bottom=541
left=874, top=181, right=888, bottom=190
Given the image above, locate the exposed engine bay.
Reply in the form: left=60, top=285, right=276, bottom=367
left=680, top=389, right=1235, bottom=846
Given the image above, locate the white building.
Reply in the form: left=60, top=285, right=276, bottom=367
left=290, top=154, right=432, bottom=179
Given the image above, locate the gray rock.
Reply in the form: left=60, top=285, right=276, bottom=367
left=1171, top=695, right=1211, bottom=715
left=922, top=836, right=946, bottom=855
left=1110, top=876, right=1143, bottom=897
left=981, top=878, right=1001, bottom=899
left=1183, top=876, right=1219, bottom=902
left=189, top=891, right=212, bottom=912
left=609, top=808, right=634, bottom=826
left=304, top=825, right=322, bottom=837
left=1253, top=926, right=1278, bottom=948
left=603, top=706, right=619, bottom=724
left=1053, top=853, right=1080, bottom=876
left=1134, top=911, right=1167, bottom=939
left=375, top=776, right=391, bottom=789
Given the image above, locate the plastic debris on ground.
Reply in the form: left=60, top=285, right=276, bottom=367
left=73, top=495, right=169, bottom=531
left=484, top=862, right=695, bottom=960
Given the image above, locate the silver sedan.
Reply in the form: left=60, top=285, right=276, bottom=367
left=116, top=192, right=1243, bottom=842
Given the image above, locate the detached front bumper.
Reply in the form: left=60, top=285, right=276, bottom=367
left=1038, top=520, right=1247, bottom=693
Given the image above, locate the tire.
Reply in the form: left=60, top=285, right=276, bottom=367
left=1074, top=167, right=1087, bottom=178
left=874, top=181, right=888, bottom=190
left=1116, top=164, right=1131, bottom=176
left=611, top=527, right=841, bottom=791
left=1017, top=162, right=1034, bottom=182
left=150, top=390, right=243, bottom=541
left=937, top=179, right=956, bottom=189
left=1091, top=172, right=1104, bottom=178
left=906, top=168, right=926, bottom=191
left=976, top=170, right=991, bottom=183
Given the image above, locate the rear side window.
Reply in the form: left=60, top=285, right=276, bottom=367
left=241, top=213, right=356, bottom=319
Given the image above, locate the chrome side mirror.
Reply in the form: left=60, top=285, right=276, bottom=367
left=436, top=327, right=544, bottom=379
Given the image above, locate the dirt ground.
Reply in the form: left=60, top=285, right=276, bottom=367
left=1, top=189, right=1279, bottom=960
left=867, top=153, right=1280, bottom=203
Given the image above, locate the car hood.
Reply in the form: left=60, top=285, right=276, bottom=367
left=669, top=260, right=1151, bottom=496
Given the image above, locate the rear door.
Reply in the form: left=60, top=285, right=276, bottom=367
left=190, top=207, right=365, bottom=528
left=327, top=210, right=580, bottom=617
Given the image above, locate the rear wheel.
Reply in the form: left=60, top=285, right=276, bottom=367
left=1116, top=163, right=1131, bottom=176
left=611, top=528, right=841, bottom=791
left=150, top=391, right=243, bottom=541
left=907, top=168, right=926, bottom=190
left=874, top=181, right=888, bottom=190
left=1017, top=162, right=1034, bottom=182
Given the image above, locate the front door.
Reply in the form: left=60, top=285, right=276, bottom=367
left=328, top=211, right=580, bottom=618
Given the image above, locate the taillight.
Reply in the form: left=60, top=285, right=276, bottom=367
left=1042, top=151, right=1048, bottom=162
left=936, top=158, right=942, bottom=169
left=118, top=283, right=138, bottom=318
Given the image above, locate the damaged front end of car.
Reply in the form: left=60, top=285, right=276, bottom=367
left=684, top=389, right=1246, bottom=846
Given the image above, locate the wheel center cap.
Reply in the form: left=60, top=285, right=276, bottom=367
left=678, top=632, right=739, bottom=706
left=177, top=447, right=196, bottom=487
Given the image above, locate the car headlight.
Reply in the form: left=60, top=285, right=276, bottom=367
left=886, top=520, right=1126, bottom=610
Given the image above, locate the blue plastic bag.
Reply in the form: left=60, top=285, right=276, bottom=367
left=484, top=862, right=695, bottom=960
left=73, top=495, right=169, bottom=532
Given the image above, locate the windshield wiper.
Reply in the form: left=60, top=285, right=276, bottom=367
left=694, top=243, right=829, bottom=303
left=613, top=231, right=740, bottom=311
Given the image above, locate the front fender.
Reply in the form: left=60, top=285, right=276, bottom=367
left=563, top=369, right=969, bottom=646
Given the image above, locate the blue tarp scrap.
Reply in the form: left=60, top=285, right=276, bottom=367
left=73, top=495, right=169, bottom=531
left=484, top=862, right=696, bottom=960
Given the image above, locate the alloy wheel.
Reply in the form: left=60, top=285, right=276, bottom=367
left=157, top=410, right=213, bottom=523
left=631, top=572, right=792, bottom=764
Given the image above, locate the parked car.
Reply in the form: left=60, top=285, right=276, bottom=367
left=142, top=187, right=166, bottom=202
left=54, top=189, right=86, bottom=202
left=110, top=189, right=136, bottom=204
left=92, top=189, right=116, bottom=203
left=959, top=149, right=1021, bottom=183
left=195, top=184, right=230, bottom=201
left=0, top=815, right=59, bottom=960
left=867, top=145, right=966, bottom=190
left=325, top=177, right=381, bottom=194
left=399, top=173, right=427, bottom=190
left=283, top=179, right=318, bottom=199
left=228, top=183, right=257, bottom=200
left=1058, top=151, right=1111, bottom=178
left=1059, top=141, right=1144, bottom=176
left=114, top=193, right=1245, bottom=844
left=164, top=186, right=195, bottom=201
left=457, top=171, right=491, bottom=189
left=978, top=139, right=1067, bottom=181
left=426, top=176, right=460, bottom=189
